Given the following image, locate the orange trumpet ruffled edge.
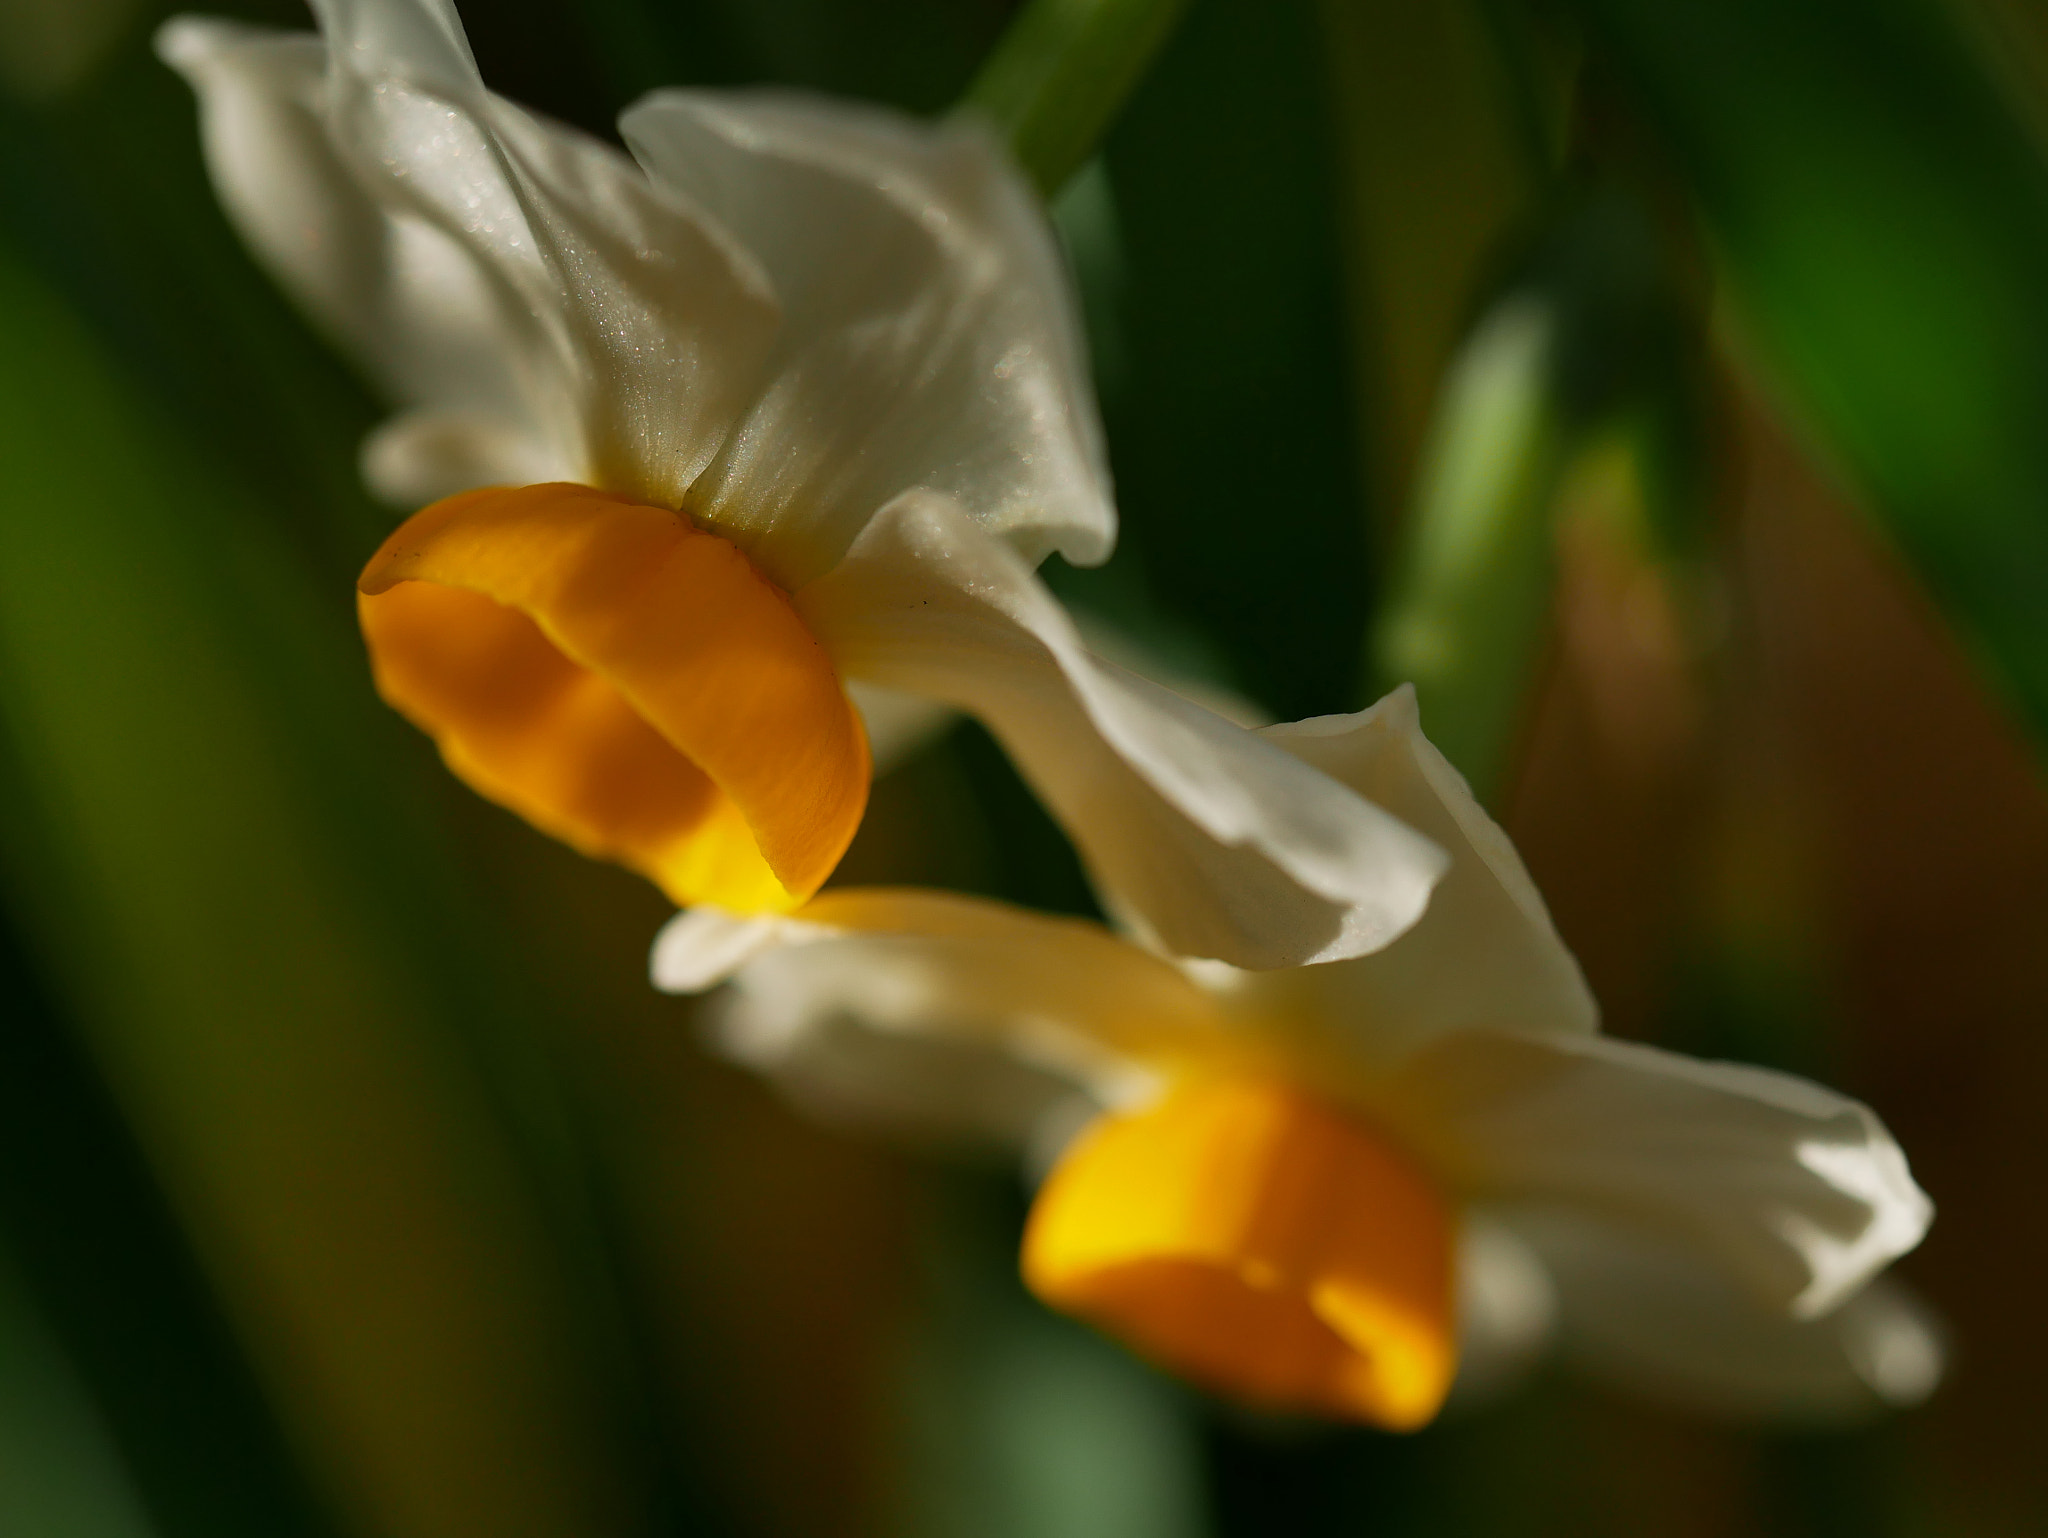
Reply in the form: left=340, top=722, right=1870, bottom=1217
left=356, top=482, right=870, bottom=912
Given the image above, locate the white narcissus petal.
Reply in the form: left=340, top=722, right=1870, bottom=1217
left=171, top=0, right=785, bottom=512
left=360, top=408, right=572, bottom=507
left=656, top=890, right=1234, bottom=1142
left=156, top=16, right=551, bottom=499
left=1246, top=687, right=1596, bottom=1063
left=311, top=0, right=782, bottom=511
left=621, top=92, right=1114, bottom=585
left=1512, top=1209, right=1944, bottom=1422
left=798, top=494, right=1450, bottom=971
left=1070, top=609, right=1271, bottom=729
left=715, top=994, right=1100, bottom=1152
left=652, top=903, right=1091, bottom=1147
left=648, top=906, right=795, bottom=995
left=657, top=888, right=1225, bottom=1098
left=1390, top=1030, right=1932, bottom=1318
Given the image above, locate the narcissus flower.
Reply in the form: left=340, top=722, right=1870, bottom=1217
left=159, top=0, right=1445, bottom=966
left=653, top=688, right=1936, bottom=1428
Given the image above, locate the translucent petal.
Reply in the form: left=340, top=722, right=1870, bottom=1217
left=622, top=91, right=1113, bottom=583
left=1244, top=686, right=1596, bottom=1063
left=799, top=493, right=1449, bottom=970
left=157, top=16, right=545, bottom=471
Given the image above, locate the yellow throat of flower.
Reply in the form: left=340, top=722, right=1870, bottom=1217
left=1023, top=1077, right=1456, bottom=1430
left=357, top=482, right=869, bottom=912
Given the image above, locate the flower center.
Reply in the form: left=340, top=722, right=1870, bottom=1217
left=1022, top=1077, right=1456, bottom=1429
left=357, top=483, right=869, bottom=911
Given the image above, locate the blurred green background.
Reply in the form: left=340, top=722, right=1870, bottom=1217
left=4, top=0, right=2048, bottom=1533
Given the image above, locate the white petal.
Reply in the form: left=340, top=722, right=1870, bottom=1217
left=714, top=993, right=1100, bottom=1152
left=658, top=887, right=1219, bottom=1070
left=177, top=0, right=784, bottom=509
left=655, top=889, right=1222, bottom=1142
left=798, top=493, right=1450, bottom=970
left=1244, top=687, right=1596, bottom=1062
left=648, top=906, right=795, bottom=994
left=1071, top=609, right=1270, bottom=729
left=1389, top=1030, right=1932, bottom=1317
left=158, top=17, right=528, bottom=443
left=621, top=91, right=1114, bottom=586
left=1514, top=1209, right=1944, bottom=1422
left=360, top=407, right=572, bottom=506
left=1445, top=1214, right=1559, bottom=1412
left=653, top=906, right=1083, bottom=1146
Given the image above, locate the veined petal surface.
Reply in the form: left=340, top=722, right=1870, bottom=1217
left=157, top=18, right=559, bottom=502
left=624, top=92, right=1114, bottom=586
left=1391, top=1030, right=1931, bottom=1318
left=167, top=0, right=783, bottom=509
left=170, top=0, right=1112, bottom=588
left=799, top=493, right=1449, bottom=970
left=309, top=0, right=782, bottom=511
left=1247, top=687, right=1597, bottom=1063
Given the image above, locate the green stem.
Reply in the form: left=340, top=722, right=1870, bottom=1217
left=961, top=0, right=1190, bottom=196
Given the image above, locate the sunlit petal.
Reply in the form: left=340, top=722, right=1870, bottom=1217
left=624, top=92, right=1113, bottom=584
left=1444, top=1214, right=1558, bottom=1410
left=158, top=15, right=546, bottom=477
left=799, top=493, right=1450, bottom=970
left=1247, top=686, right=1596, bottom=1063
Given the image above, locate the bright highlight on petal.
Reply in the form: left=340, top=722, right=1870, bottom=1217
left=1023, top=1078, right=1457, bottom=1430
left=358, top=482, right=868, bottom=910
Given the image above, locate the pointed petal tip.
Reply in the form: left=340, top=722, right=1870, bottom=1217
left=154, top=15, right=243, bottom=72
left=1787, top=1121, right=1936, bottom=1320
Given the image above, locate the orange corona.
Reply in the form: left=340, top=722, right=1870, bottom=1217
left=358, top=483, right=869, bottom=911
left=1024, top=1078, right=1456, bottom=1429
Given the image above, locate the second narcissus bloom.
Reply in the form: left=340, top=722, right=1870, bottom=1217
left=654, top=688, right=1938, bottom=1428
left=159, top=0, right=1445, bottom=970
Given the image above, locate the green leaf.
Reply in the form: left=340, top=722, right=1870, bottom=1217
left=1576, top=0, right=2048, bottom=739
left=0, top=906, right=340, bottom=1538
left=0, top=1242, right=162, bottom=1538
left=0, top=248, right=640, bottom=1538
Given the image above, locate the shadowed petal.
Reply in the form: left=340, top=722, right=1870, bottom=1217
left=1392, top=1030, right=1931, bottom=1318
left=1514, top=1208, right=1943, bottom=1422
